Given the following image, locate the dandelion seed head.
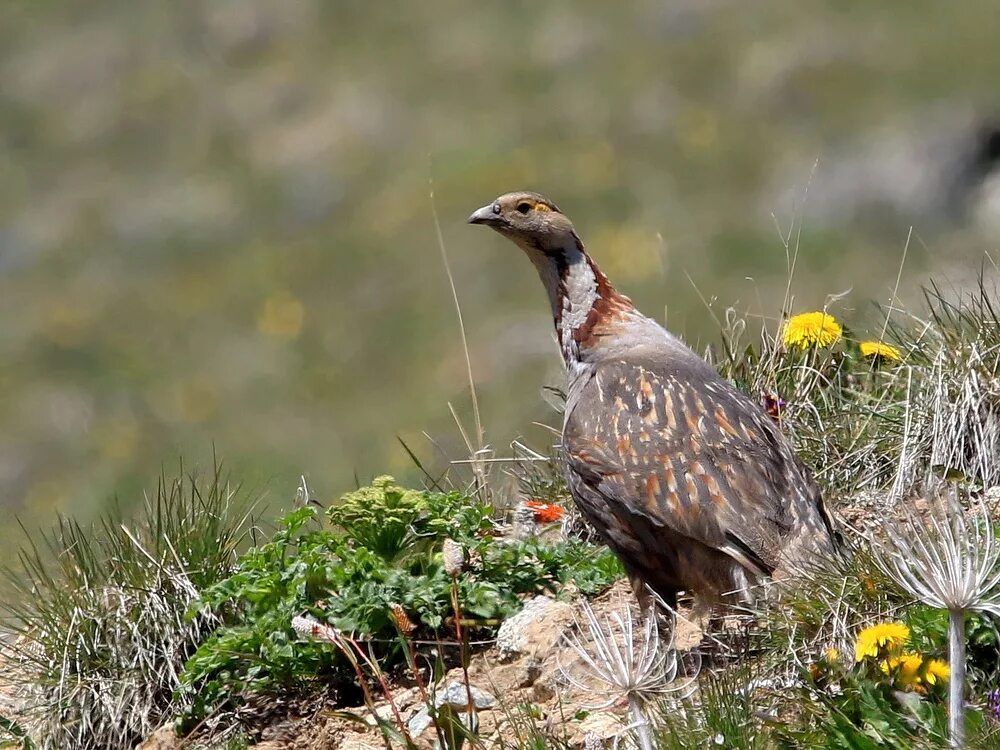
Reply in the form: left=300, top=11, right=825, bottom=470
left=559, top=601, right=685, bottom=710
left=876, top=498, right=1000, bottom=615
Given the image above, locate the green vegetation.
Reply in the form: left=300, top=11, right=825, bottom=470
left=177, top=476, right=622, bottom=727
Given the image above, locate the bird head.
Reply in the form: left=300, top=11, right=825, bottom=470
left=467, top=191, right=578, bottom=253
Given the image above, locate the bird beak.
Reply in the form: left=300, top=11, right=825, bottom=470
left=467, top=204, right=500, bottom=226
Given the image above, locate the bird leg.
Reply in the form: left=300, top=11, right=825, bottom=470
left=627, top=570, right=676, bottom=641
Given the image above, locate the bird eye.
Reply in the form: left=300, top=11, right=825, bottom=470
left=516, top=202, right=532, bottom=214
left=491, top=202, right=501, bottom=215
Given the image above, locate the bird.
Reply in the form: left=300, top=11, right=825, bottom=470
left=468, top=191, right=839, bottom=614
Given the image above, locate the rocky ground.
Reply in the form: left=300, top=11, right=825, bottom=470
left=135, top=580, right=708, bottom=750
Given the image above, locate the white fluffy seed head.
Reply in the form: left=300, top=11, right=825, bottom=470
left=876, top=494, right=1000, bottom=616
left=442, top=538, right=465, bottom=577
left=558, top=600, right=693, bottom=711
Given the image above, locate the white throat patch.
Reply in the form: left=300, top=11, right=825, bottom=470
left=520, top=241, right=599, bottom=374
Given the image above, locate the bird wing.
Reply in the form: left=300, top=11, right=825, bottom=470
left=563, top=359, right=824, bottom=576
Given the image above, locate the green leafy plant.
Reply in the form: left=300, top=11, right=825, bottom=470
left=178, top=476, right=622, bottom=728
left=327, top=476, right=489, bottom=563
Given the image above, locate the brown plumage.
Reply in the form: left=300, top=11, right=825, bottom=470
left=469, top=191, right=839, bottom=611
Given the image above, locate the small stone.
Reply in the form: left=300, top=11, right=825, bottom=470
left=407, top=707, right=433, bottom=737
left=135, top=724, right=183, bottom=750
left=434, top=681, right=495, bottom=710
left=496, top=595, right=573, bottom=660
left=520, top=659, right=542, bottom=688
left=576, top=713, right=623, bottom=743
left=406, top=683, right=495, bottom=738
left=361, top=702, right=401, bottom=727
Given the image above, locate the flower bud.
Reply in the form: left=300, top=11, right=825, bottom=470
left=442, top=538, right=464, bottom=577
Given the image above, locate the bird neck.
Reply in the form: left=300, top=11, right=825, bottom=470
left=523, top=235, right=634, bottom=372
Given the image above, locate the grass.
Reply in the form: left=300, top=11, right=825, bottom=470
left=0, top=462, right=257, bottom=750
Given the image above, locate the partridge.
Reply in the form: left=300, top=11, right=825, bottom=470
left=469, top=191, right=838, bottom=611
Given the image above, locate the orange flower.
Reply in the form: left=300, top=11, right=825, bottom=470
left=525, top=500, right=565, bottom=524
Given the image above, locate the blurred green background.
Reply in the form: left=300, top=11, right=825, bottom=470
left=1, top=1, right=998, bottom=561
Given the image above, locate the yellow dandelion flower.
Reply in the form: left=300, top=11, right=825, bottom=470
left=880, top=652, right=923, bottom=688
left=923, top=658, right=950, bottom=685
left=855, top=621, right=910, bottom=661
left=824, top=647, right=840, bottom=663
left=782, top=312, right=842, bottom=350
left=860, top=340, right=902, bottom=362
